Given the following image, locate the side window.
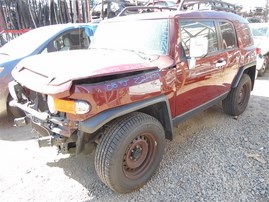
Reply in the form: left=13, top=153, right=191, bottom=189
left=219, top=21, right=236, bottom=49
left=42, top=28, right=89, bottom=54
left=180, top=20, right=218, bottom=57
left=241, top=24, right=253, bottom=46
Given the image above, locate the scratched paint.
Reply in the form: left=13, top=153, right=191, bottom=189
left=104, top=72, right=159, bottom=91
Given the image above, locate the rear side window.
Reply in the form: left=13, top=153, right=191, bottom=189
left=240, top=24, right=253, bottom=46
left=219, top=21, right=236, bottom=49
left=180, top=20, right=218, bottom=57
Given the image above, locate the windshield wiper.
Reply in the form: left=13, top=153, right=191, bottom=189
left=122, top=49, right=152, bottom=60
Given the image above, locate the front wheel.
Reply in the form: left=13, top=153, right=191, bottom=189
left=222, top=74, right=252, bottom=116
left=95, top=112, right=165, bottom=193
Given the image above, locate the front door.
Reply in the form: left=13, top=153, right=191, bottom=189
left=175, top=19, right=227, bottom=116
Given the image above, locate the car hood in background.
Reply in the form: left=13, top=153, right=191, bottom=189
left=0, top=54, right=22, bottom=65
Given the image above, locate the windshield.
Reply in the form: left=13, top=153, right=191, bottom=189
left=0, top=26, right=65, bottom=57
left=91, top=19, right=169, bottom=55
left=251, top=26, right=269, bottom=37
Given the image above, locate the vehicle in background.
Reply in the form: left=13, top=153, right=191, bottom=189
left=250, top=23, right=269, bottom=76
left=0, top=29, right=31, bottom=48
left=146, top=0, right=177, bottom=7
left=178, top=0, right=239, bottom=13
left=90, top=0, right=136, bottom=20
left=247, top=17, right=264, bottom=23
left=0, top=23, right=98, bottom=118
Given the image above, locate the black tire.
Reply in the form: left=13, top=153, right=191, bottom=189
left=222, top=74, right=251, bottom=116
left=95, top=112, right=165, bottom=193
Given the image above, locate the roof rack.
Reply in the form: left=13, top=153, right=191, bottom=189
left=117, top=6, right=177, bottom=17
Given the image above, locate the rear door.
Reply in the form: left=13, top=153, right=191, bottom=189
left=218, top=20, right=244, bottom=90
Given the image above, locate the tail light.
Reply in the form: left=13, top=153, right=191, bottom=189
left=256, top=47, right=261, bottom=55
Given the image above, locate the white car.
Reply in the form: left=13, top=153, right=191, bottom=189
left=250, top=23, right=269, bottom=76
left=0, top=23, right=98, bottom=118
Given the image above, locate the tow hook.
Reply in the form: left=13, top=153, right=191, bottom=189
left=14, top=116, right=30, bottom=127
left=38, top=136, right=52, bottom=147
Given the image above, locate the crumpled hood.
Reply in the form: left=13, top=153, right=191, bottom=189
left=13, top=49, right=158, bottom=86
left=12, top=49, right=164, bottom=96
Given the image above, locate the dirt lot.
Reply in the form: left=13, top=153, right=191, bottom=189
left=0, top=71, right=268, bottom=201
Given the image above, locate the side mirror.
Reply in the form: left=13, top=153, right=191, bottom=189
left=189, top=36, right=208, bottom=58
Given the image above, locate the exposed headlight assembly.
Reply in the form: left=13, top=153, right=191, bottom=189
left=47, top=95, right=91, bottom=115
left=8, top=81, right=20, bottom=101
left=47, top=95, right=57, bottom=114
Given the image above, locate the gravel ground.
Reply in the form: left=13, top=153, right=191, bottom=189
left=0, top=71, right=268, bottom=202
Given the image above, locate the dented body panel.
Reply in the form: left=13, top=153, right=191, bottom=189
left=9, top=10, right=256, bottom=152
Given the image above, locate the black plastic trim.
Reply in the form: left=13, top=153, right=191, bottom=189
left=79, top=95, right=173, bottom=136
left=231, top=61, right=256, bottom=88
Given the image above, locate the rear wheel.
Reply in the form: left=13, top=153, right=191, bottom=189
left=222, top=74, right=251, bottom=116
left=95, top=112, right=165, bottom=193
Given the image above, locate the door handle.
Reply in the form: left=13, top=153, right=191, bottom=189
left=216, top=60, right=226, bottom=68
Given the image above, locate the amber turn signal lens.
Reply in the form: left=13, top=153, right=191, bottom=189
left=52, top=98, right=91, bottom=114
left=54, top=98, right=76, bottom=114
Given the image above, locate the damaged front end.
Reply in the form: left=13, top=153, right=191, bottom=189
left=8, top=80, right=95, bottom=154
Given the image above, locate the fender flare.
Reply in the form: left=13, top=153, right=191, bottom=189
left=231, top=61, right=256, bottom=90
left=79, top=95, right=173, bottom=139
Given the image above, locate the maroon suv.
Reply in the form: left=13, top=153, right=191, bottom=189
left=9, top=10, right=256, bottom=193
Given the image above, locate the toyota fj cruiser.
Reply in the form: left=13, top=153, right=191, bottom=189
left=9, top=10, right=256, bottom=193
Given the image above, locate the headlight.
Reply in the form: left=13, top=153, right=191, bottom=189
left=74, top=100, right=91, bottom=114
left=47, top=96, right=91, bottom=114
left=47, top=95, right=57, bottom=114
left=8, top=81, right=19, bottom=101
left=0, top=67, right=4, bottom=74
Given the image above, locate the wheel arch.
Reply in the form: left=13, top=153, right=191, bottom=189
left=231, top=61, right=256, bottom=90
left=138, top=101, right=173, bottom=140
left=79, top=95, right=173, bottom=140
